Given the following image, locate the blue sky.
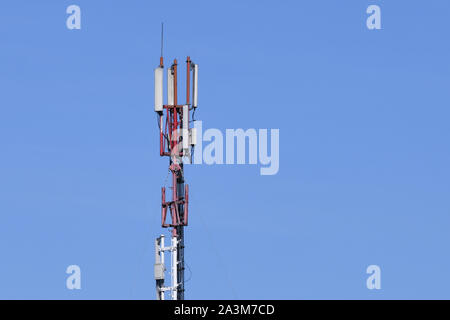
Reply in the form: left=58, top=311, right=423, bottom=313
left=0, top=0, right=449, bottom=299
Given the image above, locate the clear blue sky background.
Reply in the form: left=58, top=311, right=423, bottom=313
left=0, top=0, right=449, bottom=299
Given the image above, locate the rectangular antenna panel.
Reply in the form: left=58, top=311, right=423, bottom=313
left=154, top=67, right=163, bottom=112
left=167, top=68, right=174, bottom=106
left=182, top=105, right=189, bottom=150
left=192, top=64, right=198, bottom=108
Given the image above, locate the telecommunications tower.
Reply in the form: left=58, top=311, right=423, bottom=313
left=153, top=29, right=198, bottom=300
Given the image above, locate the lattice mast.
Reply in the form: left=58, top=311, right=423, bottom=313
left=153, top=46, right=198, bottom=300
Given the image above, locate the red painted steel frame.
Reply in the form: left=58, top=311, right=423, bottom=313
left=158, top=57, right=193, bottom=234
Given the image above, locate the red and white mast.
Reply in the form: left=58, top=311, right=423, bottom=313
left=153, top=37, right=198, bottom=300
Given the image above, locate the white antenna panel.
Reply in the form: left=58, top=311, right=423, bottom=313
left=182, top=105, right=189, bottom=151
left=192, top=64, right=198, bottom=108
left=154, top=67, right=163, bottom=112
left=167, top=68, right=174, bottom=106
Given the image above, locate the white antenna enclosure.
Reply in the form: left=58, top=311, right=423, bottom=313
left=182, top=105, right=189, bottom=151
left=192, top=64, right=198, bottom=108
left=167, top=68, right=174, bottom=106
left=154, top=67, right=163, bottom=112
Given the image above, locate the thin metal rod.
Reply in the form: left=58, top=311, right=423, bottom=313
left=160, top=22, right=164, bottom=67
